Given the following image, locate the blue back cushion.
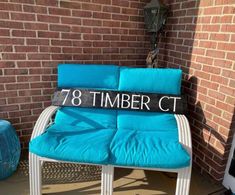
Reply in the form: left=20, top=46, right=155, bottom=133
left=117, top=67, right=182, bottom=130
left=55, top=64, right=119, bottom=129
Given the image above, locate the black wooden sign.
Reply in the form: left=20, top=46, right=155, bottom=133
left=52, top=88, right=187, bottom=114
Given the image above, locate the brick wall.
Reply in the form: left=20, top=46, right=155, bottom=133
left=0, top=0, right=150, bottom=155
left=1, top=0, right=235, bottom=182
left=158, top=0, right=235, bottom=181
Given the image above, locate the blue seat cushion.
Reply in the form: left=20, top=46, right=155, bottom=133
left=110, top=129, right=190, bottom=168
left=55, top=64, right=120, bottom=129
left=29, top=124, right=116, bottom=164
left=55, top=107, right=117, bottom=129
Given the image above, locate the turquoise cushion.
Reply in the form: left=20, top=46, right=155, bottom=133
left=55, top=107, right=117, bottom=129
left=110, top=128, right=190, bottom=168
left=58, top=64, right=119, bottom=89
left=117, top=67, right=183, bottom=130
left=114, top=67, right=190, bottom=168
left=55, top=64, right=120, bottom=129
left=118, top=112, right=178, bottom=131
left=119, top=67, right=182, bottom=95
left=30, top=124, right=116, bottom=164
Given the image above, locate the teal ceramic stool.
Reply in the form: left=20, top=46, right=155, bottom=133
left=0, top=120, right=21, bottom=179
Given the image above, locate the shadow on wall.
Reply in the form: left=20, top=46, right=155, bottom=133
left=186, top=76, right=234, bottom=177
left=156, top=0, right=235, bottom=180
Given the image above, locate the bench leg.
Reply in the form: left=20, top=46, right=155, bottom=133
left=29, top=153, right=42, bottom=195
left=101, top=165, right=114, bottom=195
left=175, top=167, right=191, bottom=195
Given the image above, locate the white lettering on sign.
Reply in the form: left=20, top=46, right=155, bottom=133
left=158, top=96, right=181, bottom=112
left=121, top=94, right=131, bottom=108
left=90, top=91, right=100, bottom=106
left=53, top=89, right=184, bottom=113
left=159, top=96, right=170, bottom=112
left=105, top=93, right=120, bottom=108
left=172, top=97, right=181, bottom=112
left=61, top=89, right=70, bottom=105
left=131, top=94, right=140, bottom=110
left=141, top=95, right=150, bottom=110
left=71, top=89, right=82, bottom=106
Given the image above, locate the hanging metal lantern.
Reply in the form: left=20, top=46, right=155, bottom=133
left=144, top=0, right=168, bottom=67
left=144, top=0, right=168, bottom=33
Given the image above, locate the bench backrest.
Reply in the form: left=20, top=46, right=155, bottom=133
left=54, top=64, right=119, bottom=130
left=117, top=67, right=182, bottom=131
left=54, top=64, right=182, bottom=131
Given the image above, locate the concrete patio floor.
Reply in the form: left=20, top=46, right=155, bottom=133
left=0, top=160, right=226, bottom=195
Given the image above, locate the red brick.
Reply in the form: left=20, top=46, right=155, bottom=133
left=93, top=28, right=111, bottom=34
left=0, top=105, right=19, bottom=112
left=2, top=53, right=26, bottom=60
left=51, top=39, right=72, bottom=46
left=227, top=53, right=235, bottom=61
left=0, top=3, right=22, bottom=11
left=223, top=6, right=235, bottom=14
left=72, top=10, right=92, bottom=18
left=83, top=34, right=101, bottom=40
left=206, top=50, right=225, bottom=59
left=28, top=54, right=50, bottom=60
left=60, top=1, right=81, bottom=9
left=12, top=30, right=36, bottom=37
left=17, top=61, right=41, bottom=68
left=122, top=8, right=138, bottom=15
left=17, top=75, right=40, bottom=82
left=51, top=54, right=72, bottom=60
left=36, top=0, right=58, bottom=6
left=112, top=0, right=129, bottom=7
left=49, top=7, right=71, bottom=16
left=38, top=31, right=60, bottom=38
left=112, top=14, right=129, bottom=21
left=27, top=38, right=49, bottom=46
left=0, top=20, right=24, bottom=29
left=8, top=97, right=31, bottom=104
left=29, top=68, right=52, bottom=75
left=82, top=19, right=102, bottom=26
left=204, top=7, right=223, bottom=15
left=11, top=13, right=36, bottom=21
left=23, top=5, right=47, bottom=14
left=219, top=86, right=235, bottom=96
left=103, top=35, right=120, bottom=41
left=218, top=43, right=235, bottom=51
left=103, top=6, right=120, bottom=13
left=93, top=12, right=111, bottom=19
left=202, top=25, right=220, bottom=32
left=221, top=25, right=235, bottom=32
left=210, top=33, right=230, bottom=42
left=82, top=3, right=101, bottom=11
left=92, top=0, right=111, bottom=4
left=50, top=24, right=70, bottom=32
left=24, top=22, right=48, bottom=30
left=199, top=41, right=216, bottom=49
left=130, top=2, right=144, bottom=9
left=6, top=83, right=30, bottom=90
left=103, top=20, right=120, bottom=27
left=61, top=17, right=81, bottom=25
left=196, top=56, right=213, bottom=65
left=93, top=41, right=110, bottom=47
left=37, top=14, right=60, bottom=23
left=212, top=16, right=233, bottom=24
left=213, top=59, right=232, bottom=69
left=0, top=11, right=9, bottom=19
